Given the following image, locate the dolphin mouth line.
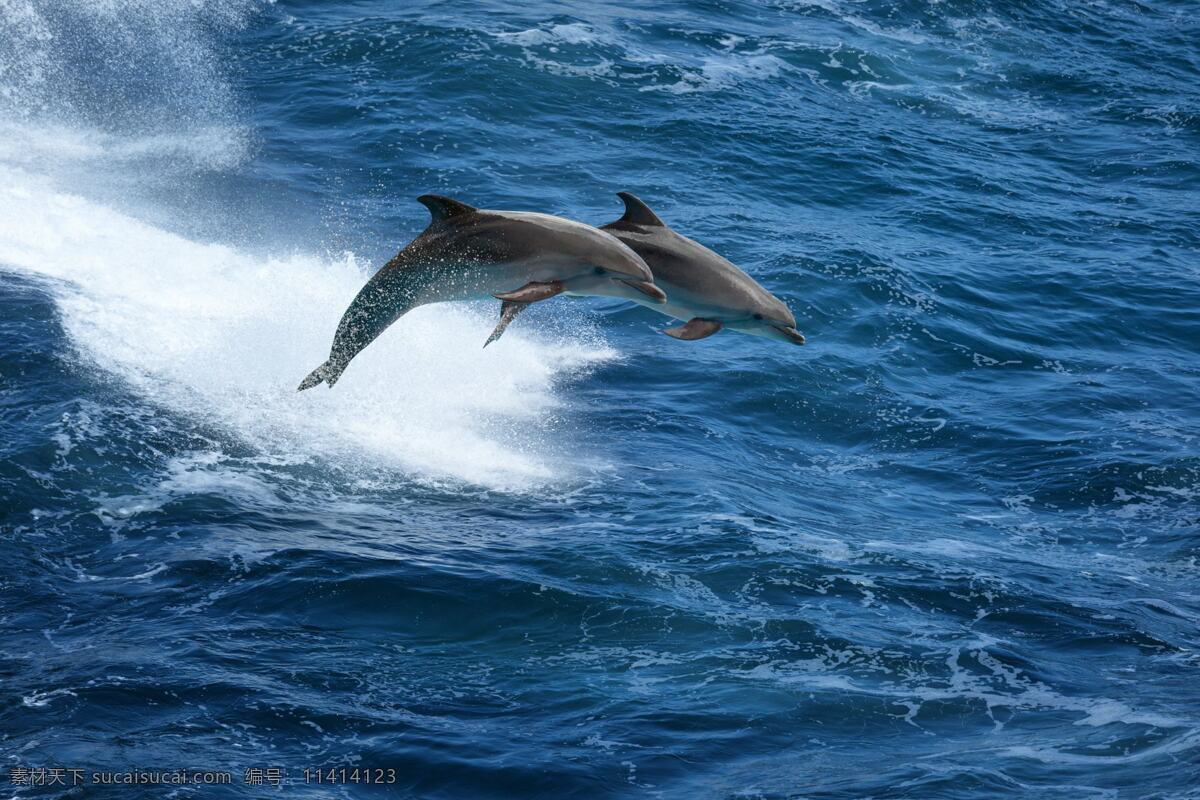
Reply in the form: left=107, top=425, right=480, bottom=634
left=616, top=278, right=667, bottom=304
left=774, top=324, right=806, bottom=345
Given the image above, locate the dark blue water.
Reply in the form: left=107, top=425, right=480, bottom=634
left=2, top=1, right=1198, bottom=797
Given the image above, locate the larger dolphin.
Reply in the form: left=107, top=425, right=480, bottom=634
left=485, top=193, right=805, bottom=347
left=298, top=195, right=666, bottom=390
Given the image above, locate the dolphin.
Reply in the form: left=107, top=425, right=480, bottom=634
left=298, top=195, right=666, bottom=390
left=485, top=193, right=805, bottom=347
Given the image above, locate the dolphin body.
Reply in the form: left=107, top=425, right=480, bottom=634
left=485, top=193, right=805, bottom=347
left=298, top=195, right=666, bottom=390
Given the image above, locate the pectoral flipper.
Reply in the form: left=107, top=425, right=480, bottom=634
left=493, top=280, right=564, bottom=303
left=663, top=318, right=722, bottom=340
left=484, top=300, right=531, bottom=348
left=483, top=280, right=567, bottom=346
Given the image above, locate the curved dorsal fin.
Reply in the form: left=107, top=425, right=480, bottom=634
left=616, top=192, right=665, bottom=227
left=417, top=194, right=477, bottom=223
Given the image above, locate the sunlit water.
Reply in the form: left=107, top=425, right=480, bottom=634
left=1, top=1, right=1197, bottom=798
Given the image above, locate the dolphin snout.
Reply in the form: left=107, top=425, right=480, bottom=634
left=774, top=324, right=806, bottom=345
left=617, top=278, right=667, bottom=304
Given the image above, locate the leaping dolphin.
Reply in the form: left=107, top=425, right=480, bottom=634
left=298, top=195, right=666, bottom=390
left=602, top=192, right=805, bottom=344
left=485, top=193, right=805, bottom=347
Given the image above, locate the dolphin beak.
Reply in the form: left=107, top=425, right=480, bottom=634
left=616, top=278, right=667, bottom=304
left=774, top=325, right=806, bottom=345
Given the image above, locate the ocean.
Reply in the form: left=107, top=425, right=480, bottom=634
left=1, top=1, right=1197, bottom=797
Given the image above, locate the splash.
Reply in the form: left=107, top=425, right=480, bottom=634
left=0, top=0, right=617, bottom=490
left=0, top=169, right=615, bottom=488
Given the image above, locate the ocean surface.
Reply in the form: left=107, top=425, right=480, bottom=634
left=1, top=1, right=1198, bottom=797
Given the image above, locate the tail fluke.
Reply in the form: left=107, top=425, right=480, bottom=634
left=297, top=359, right=345, bottom=391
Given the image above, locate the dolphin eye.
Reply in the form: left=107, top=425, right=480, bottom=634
left=753, top=313, right=764, bottom=320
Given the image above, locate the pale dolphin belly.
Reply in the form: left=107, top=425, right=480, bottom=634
left=617, top=278, right=731, bottom=323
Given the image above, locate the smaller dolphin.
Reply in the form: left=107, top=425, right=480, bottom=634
left=299, top=195, right=666, bottom=390
left=485, top=193, right=805, bottom=347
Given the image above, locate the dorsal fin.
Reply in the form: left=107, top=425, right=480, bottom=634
left=417, top=194, right=477, bottom=223
left=616, top=192, right=665, bottom=227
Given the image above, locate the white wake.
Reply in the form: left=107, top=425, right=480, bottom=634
left=0, top=167, right=614, bottom=489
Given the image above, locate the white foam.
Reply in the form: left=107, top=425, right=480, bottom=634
left=0, top=167, right=616, bottom=490
left=494, top=22, right=610, bottom=48
left=642, top=53, right=790, bottom=95
left=491, top=21, right=796, bottom=94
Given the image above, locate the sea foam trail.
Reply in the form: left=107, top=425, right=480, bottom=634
left=0, top=167, right=614, bottom=490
